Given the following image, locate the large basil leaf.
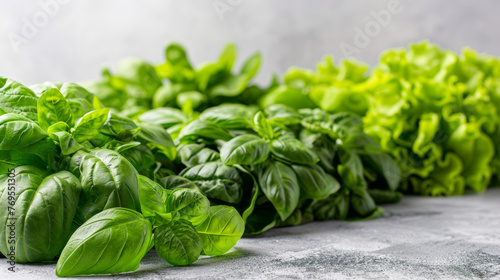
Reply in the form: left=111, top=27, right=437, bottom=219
left=100, top=113, right=139, bottom=139
left=195, top=205, right=244, bottom=255
left=178, top=120, right=233, bottom=143
left=155, top=220, right=202, bottom=266
left=138, top=175, right=170, bottom=217
left=69, top=149, right=141, bottom=221
left=220, top=134, right=270, bottom=165
left=0, top=150, right=45, bottom=171
left=118, top=144, right=155, bottom=171
left=137, top=122, right=176, bottom=160
left=138, top=107, right=187, bottom=129
left=56, top=208, right=152, bottom=276
left=160, top=175, right=199, bottom=191
left=37, top=88, right=74, bottom=131
left=0, top=77, right=39, bottom=121
left=72, top=109, right=110, bottom=142
left=180, top=162, right=243, bottom=204
left=165, top=188, right=210, bottom=226
left=300, top=131, right=337, bottom=173
left=0, top=166, right=81, bottom=263
left=178, top=144, right=220, bottom=167
left=257, top=160, right=300, bottom=220
left=32, top=82, right=96, bottom=119
left=0, top=113, right=55, bottom=159
left=270, top=136, right=319, bottom=165
left=209, top=75, right=248, bottom=98
left=265, top=104, right=302, bottom=125
left=199, top=104, right=255, bottom=129
left=292, top=164, right=340, bottom=199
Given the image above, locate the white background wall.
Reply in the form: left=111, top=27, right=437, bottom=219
left=1, top=0, right=499, bottom=86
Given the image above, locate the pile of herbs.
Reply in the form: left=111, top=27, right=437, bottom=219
left=2, top=41, right=497, bottom=276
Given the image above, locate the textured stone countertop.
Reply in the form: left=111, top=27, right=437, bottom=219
left=2, top=188, right=499, bottom=280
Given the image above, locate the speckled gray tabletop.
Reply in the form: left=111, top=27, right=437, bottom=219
left=2, top=188, right=499, bottom=280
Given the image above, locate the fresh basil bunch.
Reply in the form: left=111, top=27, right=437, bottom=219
left=0, top=76, right=245, bottom=277
left=166, top=103, right=401, bottom=234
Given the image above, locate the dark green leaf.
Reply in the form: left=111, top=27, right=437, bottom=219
left=180, top=162, right=243, bottom=204
left=178, top=144, right=221, bottom=167
left=270, top=136, right=319, bottom=165
left=257, top=160, right=300, bottom=220
left=292, top=164, right=340, bottom=199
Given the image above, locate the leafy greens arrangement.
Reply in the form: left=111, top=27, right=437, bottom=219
left=0, top=41, right=496, bottom=277
left=266, top=41, right=500, bottom=196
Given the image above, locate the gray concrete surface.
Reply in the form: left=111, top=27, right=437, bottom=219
left=1, top=0, right=500, bottom=86
left=2, top=188, right=500, bottom=280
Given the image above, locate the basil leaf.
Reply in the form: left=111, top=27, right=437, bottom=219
left=37, top=88, right=74, bottom=131
left=0, top=113, right=55, bottom=160
left=199, top=104, right=255, bottom=129
left=138, top=107, right=187, bottom=129
left=311, top=191, right=350, bottom=221
left=178, top=120, right=233, bottom=143
left=220, top=134, right=270, bottom=165
left=56, top=208, right=152, bottom=276
left=218, top=43, right=236, bottom=72
left=292, top=164, right=340, bottom=199
left=180, top=162, right=243, bottom=204
left=72, top=109, right=110, bottom=142
left=0, top=77, right=39, bottom=121
left=69, top=149, right=141, bottom=221
left=138, top=175, right=170, bottom=217
left=178, top=144, right=220, bottom=167
left=253, top=111, right=274, bottom=140
left=165, top=188, right=210, bottom=226
left=155, top=220, right=202, bottom=266
left=160, top=175, right=199, bottom=191
left=195, top=205, right=244, bottom=256
left=270, top=136, right=319, bottom=165
left=240, top=52, right=261, bottom=80
left=137, top=122, right=176, bottom=160
left=257, top=160, right=300, bottom=220
left=265, top=104, right=302, bottom=125
left=0, top=150, right=45, bottom=171
left=48, top=122, right=84, bottom=155
left=118, top=144, right=155, bottom=172
left=0, top=167, right=81, bottom=263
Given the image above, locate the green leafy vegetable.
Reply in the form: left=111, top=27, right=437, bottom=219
left=155, top=220, right=202, bottom=266
left=0, top=167, right=81, bottom=263
left=56, top=208, right=152, bottom=276
left=195, top=205, right=244, bottom=255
